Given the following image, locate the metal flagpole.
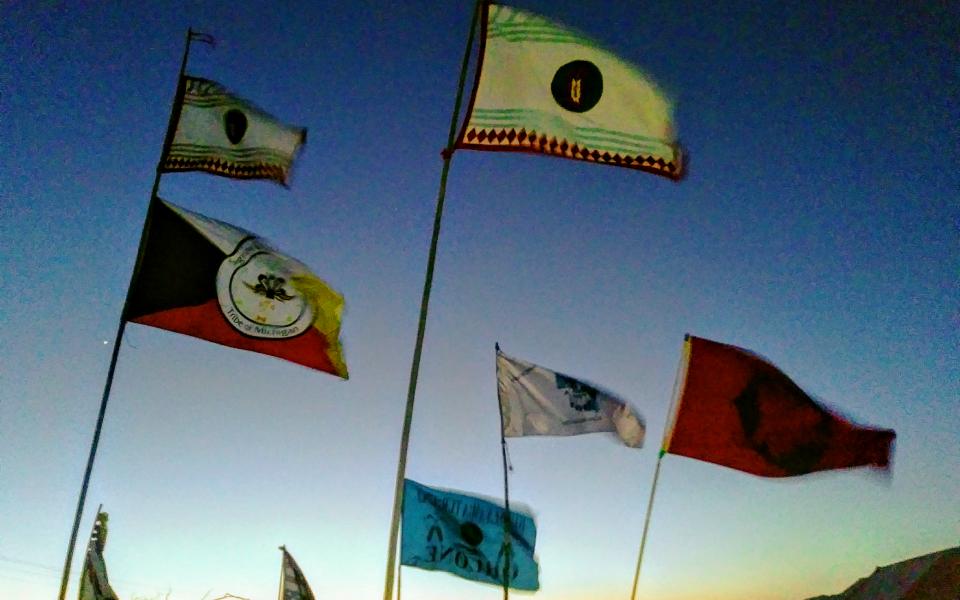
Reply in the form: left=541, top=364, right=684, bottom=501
left=629, top=451, right=664, bottom=600
left=55, top=28, right=208, bottom=600
left=628, top=335, right=692, bottom=600
left=495, top=343, right=511, bottom=600
left=381, top=3, right=484, bottom=600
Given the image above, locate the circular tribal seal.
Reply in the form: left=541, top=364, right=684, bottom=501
left=551, top=60, right=603, bottom=113
left=216, top=238, right=313, bottom=339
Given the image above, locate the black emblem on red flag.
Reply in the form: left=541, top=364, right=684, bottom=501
left=733, top=373, right=833, bottom=474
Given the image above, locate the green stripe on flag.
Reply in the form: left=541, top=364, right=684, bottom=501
left=488, top=26, right=598, bottom=47
left=471, top=109, right=667, bottom=145
left=487, top=6, right=600, bottom=48
left=168, top=144, right=294, bottom=162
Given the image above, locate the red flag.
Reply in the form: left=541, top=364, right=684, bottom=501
left=665, top=335, right=895, bottom=477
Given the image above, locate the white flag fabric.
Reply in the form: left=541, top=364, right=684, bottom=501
left=279, top=547, right=316, bottom=600
left=161, top=76, right=306, bottom=185
left=496, top=350, right=645, bottom=447
left=457, top=4, right=683, bottom=180
left=78, top=512, right=119, bottom=600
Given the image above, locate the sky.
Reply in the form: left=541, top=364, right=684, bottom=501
left=1, top=1, right=958, bottom=600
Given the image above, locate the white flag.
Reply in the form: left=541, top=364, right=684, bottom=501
left=496, top=349, right=645, bottom=447
left=456, top=4, right=683, bottom=180
left=161, top=76, right=306, bottom=185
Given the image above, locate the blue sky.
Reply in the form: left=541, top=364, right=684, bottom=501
left=2, top=1, right=958, bottom=599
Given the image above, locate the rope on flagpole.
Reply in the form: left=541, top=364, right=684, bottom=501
left=629, top=335, right=692, bottom=600
left=381, top=3, right=484, bottom=600
left=56, top=27, right=201, bottom=600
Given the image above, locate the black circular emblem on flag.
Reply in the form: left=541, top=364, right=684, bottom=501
left=551, top=60, right=603, bottom=113
left=459, top=522, right=484, bottom=547
left=224, top=109, right=248, bottom=144
left=733, top=373, right=833, bottom=475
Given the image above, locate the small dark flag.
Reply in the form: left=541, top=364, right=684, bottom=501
left=188, top=31, right=216, bottom=46
left=665, top=335, right=896, bottom=477
left=279, top=547, right=316, bottom=600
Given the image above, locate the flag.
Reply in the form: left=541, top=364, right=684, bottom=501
left=160, top=76, right=306, bottom=185
left=496, top=349, right=645, bottom=447
left=456, top=3, right=684, bottom=180
left=126, top=198, right=348, bottom=377
left=279, top=547, right=316, bottom=600
left=401, top=479, right=539, bottom=591
left=665, top=335, right=896, bottom=477
left=78, top=512, right=118, bottom=600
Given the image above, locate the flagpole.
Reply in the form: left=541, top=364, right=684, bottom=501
left=56, top=28, right=201, bottom=600
left=629, top=451, right=664, bottom=600
left=381, top=3, right=484, bottom=600
left=495, top=343, right=511, bottom=600
left=277, top=546, right=286, bottom=600
left=628, top=336, right=692, bottom=600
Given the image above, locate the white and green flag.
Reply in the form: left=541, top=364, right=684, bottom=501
left=78, top=512, right=118, bottom=600
left=497, top=348, right=646, bottom=447
left=457, top=3, right=683, bottom=180
left=279, top=546, right=316, bottom=600
left=161, top=76, right=306, bottom=185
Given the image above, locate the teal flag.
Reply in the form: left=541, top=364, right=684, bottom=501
left=401, top=479, right=539, bottom=590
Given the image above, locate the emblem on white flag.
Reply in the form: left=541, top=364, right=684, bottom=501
left=496, top=348, right=645, bottom=447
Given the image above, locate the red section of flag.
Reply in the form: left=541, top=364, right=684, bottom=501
left=666, top=336, right=895, bottom=477
left=130, top=299, right=342, bottom=375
